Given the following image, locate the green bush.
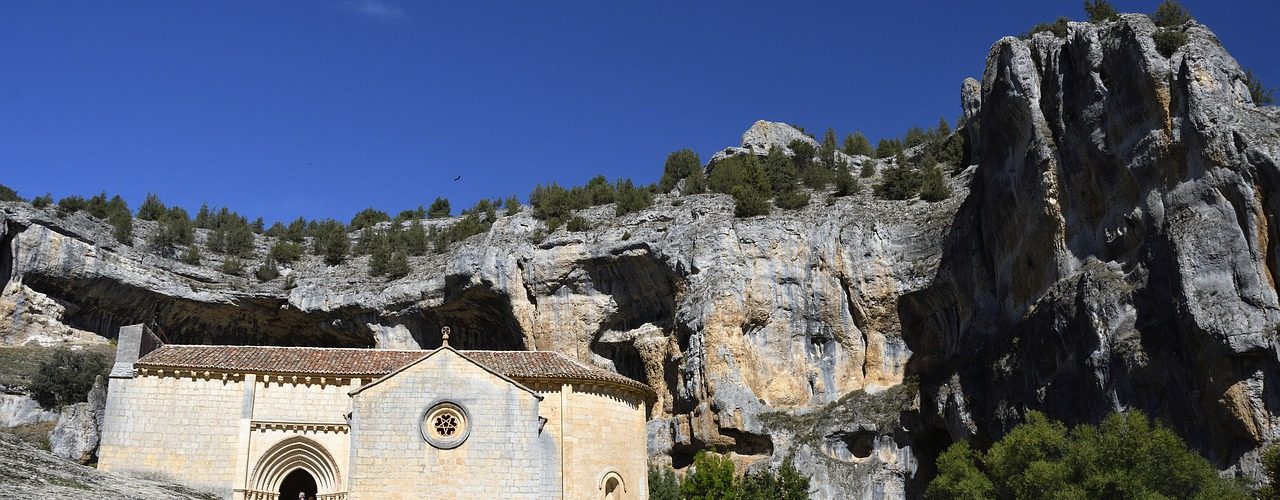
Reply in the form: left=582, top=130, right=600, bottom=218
left=774, top=190, right=810, bottom=210
left=860, top=160, right=876, bottom=178
left=254, top=258, right=280, bottom=282
left=428, top=197, right=451, bottom=218
left=150, top=207, right=195, bottom=256
left=788, top=140, right=816, bottom=170
left=925, top=411, right=1250, bottom=500
left=1151, top=0, right=1191, bottom=27
left=109, top=208, right=133, bottom=245
left=32, top=193, right=53, bottom=209
left=349, top=207, right=390, bottom=230
left=875, top=138, right=903, bottom=158
left=740, top=459, right=810, bottom=500
left=400, top=219, right=428, bottom=256
left=1026, top=17, right=1070, bottom=39
left=843, top=131, right=873, bottom=156
left=684, top=166, right=708, bottom=194
left=709, top=155, right=770, bottom=196
left=270, top=240, right=303, bottom=264
left=1153, top=29, right=1187, bottom=57
left=681, top=451, right=738, bottom=500
left=919, top=164, right=952, bottom=202
left=311, top=219, right=349, bottom=265
left=648, top=465, right=681, bottom=500
left=834, top=165, right=860, bottom=197
left=764, top=147, right=799, bottom=195
left=29, top=348, right=109, bottom=409
left=384, top=251, right=411, bottom=280
left=394, top=206, right=427, bottom=222
left=136, top=193, right=166, bottom=220
left=0, top=183, right=20, bottom=202
left=504, top=195, right=521, bottom=216
left=205, top=209, right=255, bottom=258
left=1246, top=69, right=1276, bottom=105
left=565, top=216, right=591, bottom=232
left=1083, top=0, right=1119, bottom=22
left=55, top=195, right=87, bottom=217
left=819, top=128, right=840, bottom=169
left=875, top=162, right=923, bottom=200
left=179, top=245, right=202, bottom=265
left=732, top=185, right=770, bottom=218
left=660, top=149, right=702, bottom=193
left=1261, top=443, right=1280, bottom=499
left=614, top=179, right=653, bottom=216
left=220, top=256, right=245, bottom=276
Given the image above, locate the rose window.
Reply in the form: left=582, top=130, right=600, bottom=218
left=421, top=402, right=469, bottom=449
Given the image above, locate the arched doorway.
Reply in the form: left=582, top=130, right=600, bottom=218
left=280, top=468, right=317, bottom=500
left=247, top=436, right=343, bottom=499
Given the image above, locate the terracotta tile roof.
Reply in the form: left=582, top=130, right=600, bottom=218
left=135, top=345, right=653, bottom=396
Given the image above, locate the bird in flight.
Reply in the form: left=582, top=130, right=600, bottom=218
left=454, top=176, right=462, bottom=181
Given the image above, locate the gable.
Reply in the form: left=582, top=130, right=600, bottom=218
left=348, top=347, right=542, bottom=401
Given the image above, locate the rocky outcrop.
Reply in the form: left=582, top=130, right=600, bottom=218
left=49, top=376, right=105, bottom=464
left=0, top=394, right=58, bottom=428
left=709, top=120, right=867, bottom=168
left=900, top=14, right=1280, bottom=481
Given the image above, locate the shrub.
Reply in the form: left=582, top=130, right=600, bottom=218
left=834, top=165, right=860, bottom=197
left=764, top=147, right=799, bottom=195
left=109, top=209, right=133, bottom=245
left=648, top=465, right=681, bottom=500
left=819, top=127, right=840, bottom=168
left=270, top=240, right=303, bottom=263
left=925, top=411, right=1249, bottom=500
left=732, top=185, right=770, bottom=218
left=681, top=451, right=738, bottom=500
left=1026, top=17, right=1070, bottom=39
left=400, top=219, right=429, bottom=256
left=919, top=164, right=952, bottom=202
left=205, top=210, right=255, bottom=258
left=614, top=179, right=653, bottom=216
left=774, top=190, right=810, bottom=210
left=843, top=131, right=873, bottom=156
left=179, top=245, right=201, bottom=265
left=1083, top=0, right=1119, bottom=22
left=875, top=138, right=903, bottom=158
left=393, top=206, right=426, bottom=222
left=220, top=257, right=244, bottom=276
left=788, top=139, right=816, bottom=170
left=55, top=195, right=87, bottom=217
left=428, top=197, right=451, bottom=218
left=860, top=160, right=876, bottom=178
left=1261, top=443, right=1280, bottom=499
left=1246, top=69, right=1276, bottom=105
left=875, top=163, right=923, bottom=200
left=29, top=348, right=108, bottom=409
left=1151, top=0, right=1191, bottom=27
left=684, top=166, right=708, bottom=195
left=136, top=193, right=166, bottom=220
left=709, top=155, right=770, bottom=196
left=150, top=207, right=195, bottom=256
left=741, top=459, right=810, bottom=500
left=384, top=251, right=411, bottom=280
left=1153, top=29, right=1187, bottom=57
left=32, top=193, right=53, bottom=209
left=565, top=216, right=591, bottom=232
left=194, top=203, right=212, bottom=228
left=660, top=149, right=702, bottom=192
left=349, top=207, right=389, bottom=230
left=255, top=258, right=280, bottom=282
left=0, top=183, right=20, bottom=202
left=504, top=195, right=521, bottom=216
left=311, top=219, right=349, bottom=265
left=284, top=217, right=308, bottom=243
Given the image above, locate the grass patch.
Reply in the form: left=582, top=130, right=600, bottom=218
left=6, top=421, right=55, bottom=451
left=0, top=344, right=114, bottom=389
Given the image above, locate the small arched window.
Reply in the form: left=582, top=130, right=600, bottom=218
left=599, top=471, right=625, bottom=500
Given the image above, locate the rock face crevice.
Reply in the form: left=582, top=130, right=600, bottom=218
left=900, top=14, right=1280, bottom=479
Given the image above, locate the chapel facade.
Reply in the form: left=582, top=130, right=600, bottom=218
left=98, top=325, right=653, bottom=500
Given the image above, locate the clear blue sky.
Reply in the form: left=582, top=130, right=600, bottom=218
left=2, top=1, right=1276, bottom=224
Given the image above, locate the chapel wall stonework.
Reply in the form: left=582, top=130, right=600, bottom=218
left=99, top=373, right=245, bottom=498
left=99, top=339, right=652, bottom=500
left=347, top=352, right=560, bottom=499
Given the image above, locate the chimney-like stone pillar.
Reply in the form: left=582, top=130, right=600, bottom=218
left=109, top=324, right=162, bottom=378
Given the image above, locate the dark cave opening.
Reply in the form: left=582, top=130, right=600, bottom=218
left=402, top=280, right=526, bottom=351
left=0, top=221, right=17, bottom=291
left=590, top=339, right=647, bottom=385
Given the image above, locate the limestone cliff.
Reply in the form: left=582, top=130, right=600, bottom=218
left=0, top=121, right=965, bottom=497
left=900, top=14, right=1280, bottom=481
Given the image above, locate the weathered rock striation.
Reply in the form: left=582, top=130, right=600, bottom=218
left=901, top=14, right=1280, bottom=481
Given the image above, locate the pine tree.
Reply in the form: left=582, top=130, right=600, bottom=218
left=428, top=197, right=451, bottom=218
left=919, top=163, right=952, bottom=202
left=270, top=240, right=303, bottom=264
left=834, top=162, right=860, bottom=197
left=843, top=131, right=873, bottom=156
left=195, top=203, right=212, bottom=228
left=402, top=219, right=428, bottom=256
left=659, top=149, right=701, bottom=193
left=504, top=196, right=521, bottom=216
left=179, top=245, right=201, bottom=265
left=32, top=193, right=53, bottom=209
left=385, top=251, right=411, bottom=280
left=0, top=184, right=19, bottom=202
left=860, top=160, right=876, bottom=178
left=764, top=146, right=799, bottom=195
left=684, top=167, right=708, bottom=195
left=1084, top=0, right=1119, bottom=22
left=136, top=193, right=166, bottom=220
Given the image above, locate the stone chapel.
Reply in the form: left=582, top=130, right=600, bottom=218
left=97, top=324, right=653, bottom=500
